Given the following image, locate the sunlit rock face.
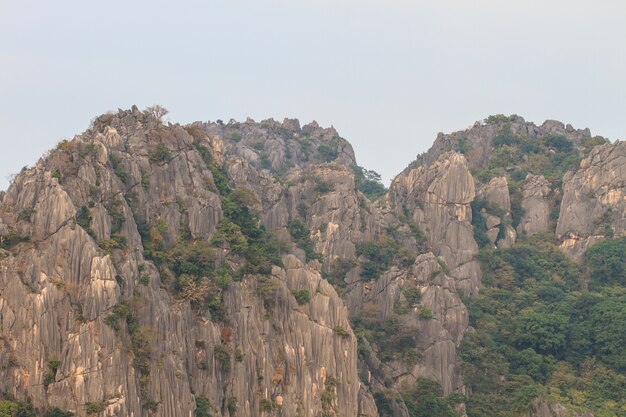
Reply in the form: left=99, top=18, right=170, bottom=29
left=1, top=109, right=620, bottom=416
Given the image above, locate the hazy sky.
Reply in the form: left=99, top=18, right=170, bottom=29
left=1, top=0, right=625, bottom=189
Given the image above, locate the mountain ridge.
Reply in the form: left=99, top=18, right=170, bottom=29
left=0, top=106, right=624, bottom=417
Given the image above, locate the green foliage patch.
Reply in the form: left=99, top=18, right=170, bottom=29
left=462, top=236, right=626, bottom=416
left=287, top=219, right=321, bottom=262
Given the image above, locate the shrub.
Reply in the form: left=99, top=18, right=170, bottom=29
left=227, top=397, right=237, bottom=413
left=143, top=401, right=159, bottom=412
left=149, top=143, right=171, bottom=163
left=287, top=219, right=321, bottom=262
left=354, top=166, right=387, bottom=201
left=109, top=154, right=128, bottom=184
left=418, top=307, right=433, bottom=320
left=324, top=258, right=356, bottom=288
left=214, top=344, right=231, bottom=372
left=18, top=207, right=36, bottom=222
left=43, top=358, right=61, bottom=387
left=85, top=402, right=105, bottom=415
left=403, top=288, right=422, bottom=305
left=259, top=399, right=273, bottom=412
left=313, top=178, right=333, bottom=194
left=44, top=408, right=74, bottom=417
left=0, top=232, right=29, bottom=250
left=76, top=205, right=95, bottom=237
left=356, top=240, right=398, bottom=280
left=317, top=143, right=339, bottom=162
left=291, top=289, right=311, bottom=305
left=195, top=397, right=212, bottom=417
left=333, top=326, right=351, bottom=337
left=0, top=401, right=19, bottom=417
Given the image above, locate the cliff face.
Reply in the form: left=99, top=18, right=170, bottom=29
left=556, top=141, right=626, bottom=260
left=0, top=109, right=623, bottom=417
left=0, top=108, right=374, bottom=417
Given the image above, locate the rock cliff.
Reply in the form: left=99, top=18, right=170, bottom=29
left=556, top=141, right=626, bottom=260
left=0, top=109, right=623, bottom=417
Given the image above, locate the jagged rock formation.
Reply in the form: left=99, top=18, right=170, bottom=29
left=556, top=141, right=626, bottom=260
left=0, top=108, right=375, bottom=417
left=388, top=152, right=481, bottom=297
left=478, top=176, right=516, bottom=248
left=419, top=116, right=592, bottom=171
left=518, top=174, right=551, bottom=236
left=0, top=109, right=623, bottom=417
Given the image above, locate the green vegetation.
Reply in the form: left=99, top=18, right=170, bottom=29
left=353, top=166, right=387, bottom=201
left=291, top=289, right=311, bottom=305
left=313, top=178, right=334, bottom=194
left=75, top=205, right=95, bottom=237
left=85, top=402, right=105, bottom=415
left=148, top=143, right=171, bottom=163
left=0, top=232, right=29, bottom=250
left=18, top=207, right=35, bottom=222
left=0, top=396, right=42, bottom=417
left=287, top=219, right=321, bottom=262
left=323, top=258, right=356, bottom=289
left=195, top=397, right=212, bottom=417
left=332, top=326, right=351, bottom=337
left=455, top=137, right=472, bottom=155
left=317, top=137, right=340, bottom=162
left=43, top=358, right=60, bottom=387
left=403, top=288, right=422, bottom=305
left=214, top=344, right=231, bottom=373
left=356, top=240, right=399, bottom=280
left=470, top=197, right=511, bottom=247
left=43, top=409, right=74, bottom=417
left=402, top=378, right=463, bottom=417
left=109, top=153, right=128, bottom=184
left=418, top=307, right=433, bottom=320
left=460, top=236, right=626, bottom=416
left=473, top=125, right=583, bottom=192
left=352, top=304, right=418, bottom=363
left=135, top=142, right=284, bottom=319
left=259, top=399, right=273, bottom=412
left=586, top=237, right=626, bottom=287
left=227, top=397, right=237, bottom=414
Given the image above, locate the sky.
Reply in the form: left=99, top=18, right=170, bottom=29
left=1, top=0, right=625, bottom=189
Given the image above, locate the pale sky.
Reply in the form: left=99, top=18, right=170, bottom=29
left=1, top=0, right=625, bottom=189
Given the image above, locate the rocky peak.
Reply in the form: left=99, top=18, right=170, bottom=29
left=1, top=109, right=623, bottom=417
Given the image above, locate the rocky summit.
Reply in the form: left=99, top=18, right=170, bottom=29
left=0, top=108, right=624, bottom=417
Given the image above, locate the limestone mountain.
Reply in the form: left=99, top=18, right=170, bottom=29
left=0, top=108, right=624, bottom=417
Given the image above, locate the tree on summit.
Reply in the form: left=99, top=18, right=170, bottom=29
left=144, top=105, right=169, bottom=121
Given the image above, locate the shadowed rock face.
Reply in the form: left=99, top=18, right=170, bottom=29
left=0, top=109, right=621, bottom=417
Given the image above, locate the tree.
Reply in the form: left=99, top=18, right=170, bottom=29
left=144, top=105, right=169, bottom=121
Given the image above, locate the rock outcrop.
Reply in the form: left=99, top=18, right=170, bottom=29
left=388, top=152, right=481, bottom=296
left=0, top=108, right=376, bottom=417
left=556, top=141, right=626, bottom=259
left=1, top=109, right=621, bottom=417
left=518, top=174, right=551, bottom=236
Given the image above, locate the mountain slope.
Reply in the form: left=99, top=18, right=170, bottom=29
left=0, top=108, right=624, bottom=417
